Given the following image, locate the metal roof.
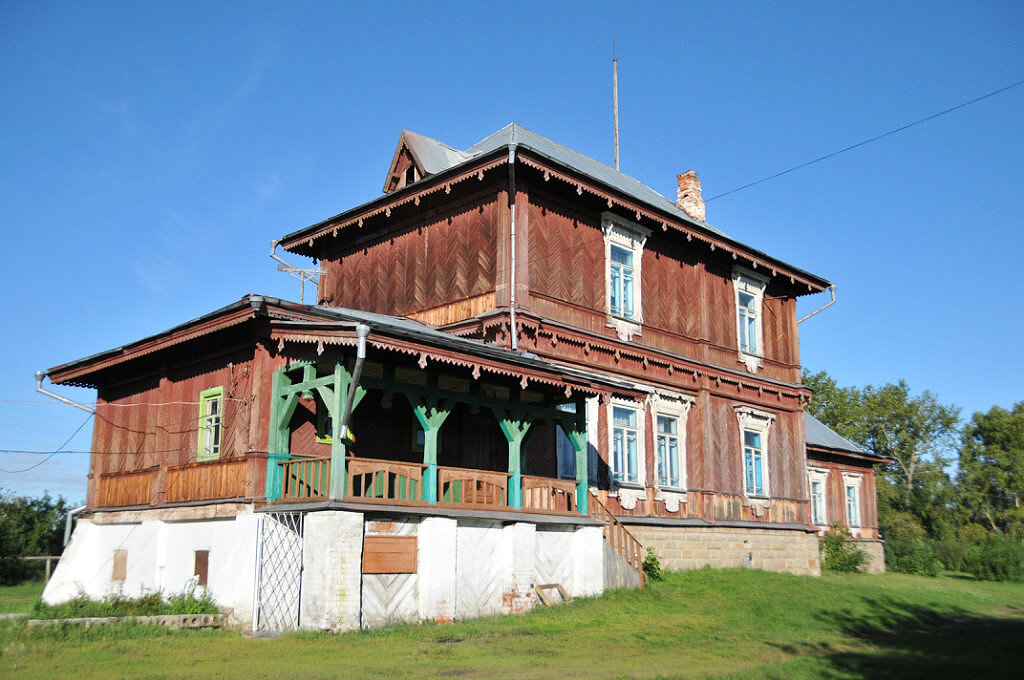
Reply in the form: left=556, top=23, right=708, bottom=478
left=463, top=123, right=727, bottom=237
left=401, top=129, right=470, bottom=175
left=803, top=412, right=864, bottom=454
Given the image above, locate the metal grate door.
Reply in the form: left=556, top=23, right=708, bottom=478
left=254, top=512, right=304, bottom=631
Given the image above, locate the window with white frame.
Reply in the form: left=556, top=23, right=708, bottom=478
left=602, top=213, right=650, bottom=340
left=807, top=468, right=829, bottom=526
left=611, top=404, right=641, bottom=485
left=843, top=473, right=862, bottom=528
left=654, top=395, right=692, bottom=490
left=197, top=386, right=224, bottom=462
left=734, top=406, right=775, bottom=498
left=732, top=267, right=768, bottom=372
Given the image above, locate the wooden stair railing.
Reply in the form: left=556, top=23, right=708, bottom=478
left=588, top=492, right=647, bottom=587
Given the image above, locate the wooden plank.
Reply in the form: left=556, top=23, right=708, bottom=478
left=362, top=536, right=418, bottom=574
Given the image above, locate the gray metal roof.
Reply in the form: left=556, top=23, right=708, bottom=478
left=803, top=412, right=863, bottom=454
left=401, top=130, right=470, bottom=175
left=462, top=123, right=727, bottom=237
left=305, top=304, right=642, bottom=392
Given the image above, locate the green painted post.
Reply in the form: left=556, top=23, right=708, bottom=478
left=329, top=362, right=348, bottom=500
left=411, top=397, right=451, bottom=505
left=495, top=408, right=532, bottom=510
left=265, top=368, right=288, bottom=502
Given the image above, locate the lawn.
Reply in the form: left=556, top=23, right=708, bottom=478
left=0, top=582, right=44, bottom=615
left=1, top=569, right=1022, bottom=679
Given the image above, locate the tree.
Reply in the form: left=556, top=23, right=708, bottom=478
left=958, top=402, right=1024, bottom=535
left=858, top=382, right=959, bottom=516
left=0, top=491, right=70, bottom=584
left=802, top=371, right=961, bottom=539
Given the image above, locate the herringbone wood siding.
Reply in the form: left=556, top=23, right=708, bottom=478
left=321, top=197, right=499, bottom=320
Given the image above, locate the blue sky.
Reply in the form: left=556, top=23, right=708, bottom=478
left=2, top=1, right=1022, bottom=501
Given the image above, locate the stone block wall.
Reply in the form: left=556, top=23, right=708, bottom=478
left=858, top=539, right=886, bottom=574
left=629, top=525, right=821, bottom=577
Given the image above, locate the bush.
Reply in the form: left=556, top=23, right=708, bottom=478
left=31, top=590, right=218, bottom=619
left=821, top=525, right=868, bottom=572
left=885, top=537, right=941, bottom=576
left=962, top=535, right=1024, bottom=583
left=642, top=550, right=664, bottom=582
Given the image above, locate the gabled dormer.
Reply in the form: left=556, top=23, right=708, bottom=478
left=383, top=129, right=469, bottom=193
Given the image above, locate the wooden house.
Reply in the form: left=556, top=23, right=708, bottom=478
left=42, top=123, right=882, bottom=630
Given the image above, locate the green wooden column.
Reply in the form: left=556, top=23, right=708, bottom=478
left=493, top=407, right=532, bottom=510
left=325, top=361, right=365, bottom=500
left=409, top=396, right=451, bottom=504
left=265, top=368, right=300, bottom=502
left=563, top=397, right=590, bottom=515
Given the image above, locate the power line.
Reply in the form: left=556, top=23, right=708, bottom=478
left=0, top=413, right=93, bottom=474
left=706, top=78, right=1024, bottom=202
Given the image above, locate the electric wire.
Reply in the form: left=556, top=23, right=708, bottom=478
left=706, top=79, right=1024, bottom=202
left=0, top=413, right=93, bottom=473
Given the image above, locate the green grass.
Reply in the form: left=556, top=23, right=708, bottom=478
left=1, top=569, right=1022, bottom=679
left=0, top=582, right=44, bottom=614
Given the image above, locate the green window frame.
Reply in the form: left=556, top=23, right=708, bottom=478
left=197, top=386, right=224, bottom=462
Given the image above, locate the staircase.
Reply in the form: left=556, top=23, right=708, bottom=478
left=588, top=492, right=647, bottom=588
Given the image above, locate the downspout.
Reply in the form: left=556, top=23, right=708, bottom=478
left=797, top=284, right=836, bottom=323
left=337, top=323, right=370, bottom=442
left=35, top=371, right=95, bottom=414
left=508, top=145, right=518, bottom=351
left=63, top=504, right=86, bottom=547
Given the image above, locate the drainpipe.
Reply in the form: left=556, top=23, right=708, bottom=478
left=337, top=323, right=370, bottom=442
left=35, top=371, right=95, bottom=414
left=798, top=284, right=836, bottom=324
left=63, top=504, right=87, bottom=547
left=508, top=145, right=518, bottom=351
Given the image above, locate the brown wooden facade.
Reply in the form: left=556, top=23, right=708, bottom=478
left=50, top=125, right=859, bottom=542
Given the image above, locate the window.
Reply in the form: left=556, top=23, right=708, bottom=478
left=843, top=473, right=862, bottom=528
left=734, top=406, right=775, bottom=498
left=808, top=468, right=828, bottom=526
left=611, top=405, right=640, bottom=485
left=609, top=245, right=635, bottom=318
left=602, top=212, right=650, bottom=340
left=655, top=415, right=680, bottom=488
left=743, top=429, right=765, bottom=496
left=197, top=387, right=224, bottom=462
left=732, top=267, right=768, bottom=372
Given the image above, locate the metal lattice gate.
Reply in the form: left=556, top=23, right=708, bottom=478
left=254, top=512, right=304, bottom=632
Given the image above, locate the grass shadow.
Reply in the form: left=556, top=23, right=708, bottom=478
left=791, top=595, right=1024, bottom=678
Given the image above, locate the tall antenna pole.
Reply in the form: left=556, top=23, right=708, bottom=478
left=613, top=37, right=620, bottom=171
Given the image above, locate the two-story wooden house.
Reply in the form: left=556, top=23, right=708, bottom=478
left=42, top=123, right=881, bottom=630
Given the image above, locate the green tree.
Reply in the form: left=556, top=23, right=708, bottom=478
left=958, top=402, right=1024, bottom=535
left=0, top=490, right=70, bottom=584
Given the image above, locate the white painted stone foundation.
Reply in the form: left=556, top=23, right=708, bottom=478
left=44, top=506, right=609, bottom=631
left=42, top=507, right=260, bottom=624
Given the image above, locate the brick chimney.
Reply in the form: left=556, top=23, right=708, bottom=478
left=676, top=170, right=705, bottom=222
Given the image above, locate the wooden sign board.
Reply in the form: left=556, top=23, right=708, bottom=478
left=362, top=535, right=418, bottom=574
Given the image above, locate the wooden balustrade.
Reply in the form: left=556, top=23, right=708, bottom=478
left=348, top=457, right=425, bottom=503
left=96, top=467, right=159, bottom=508
left=279, top=455, right=330, bottom=501
left=437, top=466, right=510, bottom=507
left=521, top=475, right=577, bottom=513
left=166, top=457, right=249, bottom=503
left=588, top=492, right=647, bottom=586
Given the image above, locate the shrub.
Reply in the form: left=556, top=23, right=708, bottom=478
left=642, top=550, right=664, bottom=582
left=884, top=537, right=941, bottom=576
left=821, top=525, right=868, bottom=572
left=31, top=590, right=219, bottom=619
left=962, top=535, right=1024, bottom=583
